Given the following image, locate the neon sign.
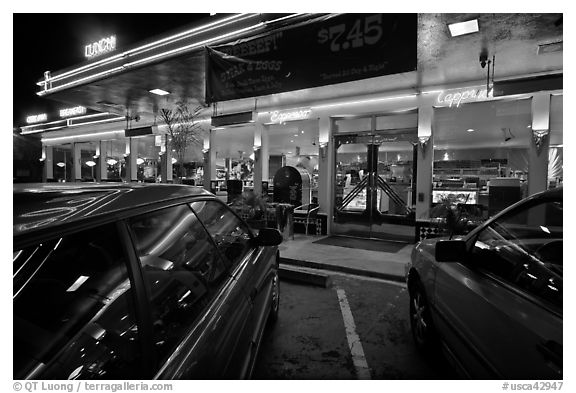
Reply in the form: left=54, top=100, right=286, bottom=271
left=26, top=113, right=47, bottom=124
left=270, top=108, right=312, bottom=124
left=60, top=106, right=86, bottom=118
left=437, top=87, right=493, bottom=108
left=85, top=35, right=116, bottom=59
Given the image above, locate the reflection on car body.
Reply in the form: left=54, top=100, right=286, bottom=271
left=13, top=183, right=282, bottom=380
left=407, top=187, right=562, bottom=379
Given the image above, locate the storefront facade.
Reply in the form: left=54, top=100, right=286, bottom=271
left=19, top=13, right=563, bottom=241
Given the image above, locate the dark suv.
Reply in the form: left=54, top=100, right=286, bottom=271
left=14, top=183, right=282, bottom=380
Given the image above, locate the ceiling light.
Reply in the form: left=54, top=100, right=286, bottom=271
left=149, top=88, right=170, bottom=96
left=136, top=158, right=145, bottom=165
left=448, top=19, right=479, bottom=37
left=294, top=134, right=299, bottom=137
left=301, top=130, right=305, bottom=134
left=466, top=128, right=475, bottom=132
left=290, top=140, right=294, bottom=143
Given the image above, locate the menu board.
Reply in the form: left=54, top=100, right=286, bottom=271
left=206, top=13, right=417, bottom=103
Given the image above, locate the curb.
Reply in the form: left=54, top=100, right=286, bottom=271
left=278, top=265, right=332, bottom=288
left=280, top=257, right=406, bottom=283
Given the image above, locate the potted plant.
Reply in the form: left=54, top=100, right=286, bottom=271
left=428, top=194, right=484, bottom=239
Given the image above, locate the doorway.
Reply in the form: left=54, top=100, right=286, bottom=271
left=332, top=131, right=417, bottom=241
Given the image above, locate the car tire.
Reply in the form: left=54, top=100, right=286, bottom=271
left=409, top=279, right=438, bottom=353
left=268, top=270, right=280, bottom=325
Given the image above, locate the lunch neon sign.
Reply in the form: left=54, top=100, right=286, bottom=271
left=270, top=108, right=312, bottom=124
left=437, top=87, right=493, bottom=108
left=85, top=35, right=116, bottom=59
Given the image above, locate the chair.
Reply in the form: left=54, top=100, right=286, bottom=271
left=293, top=203, right=320, bottom=235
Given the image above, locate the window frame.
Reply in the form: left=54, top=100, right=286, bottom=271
left=188, top=198, right=258, bottom=274
left=13, top=221, right=152, bottom=379
left=460, top=193, right=563, bottom=316
left=121, top=199, right=247, bottom=372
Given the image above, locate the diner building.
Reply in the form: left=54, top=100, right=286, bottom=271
left=19, top=13, right=563, bottom=241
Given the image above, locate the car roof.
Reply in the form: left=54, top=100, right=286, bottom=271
left=13, top=183, right=214, bottom=239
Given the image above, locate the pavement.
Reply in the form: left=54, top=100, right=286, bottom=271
left=277, top=233, right=414, bottom=285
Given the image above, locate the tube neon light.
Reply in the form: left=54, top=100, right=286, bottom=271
left=37, top=14, right=255, bottom=86
left=42, top=130, right=124, bottom=143
left=22, top=125, right=66, bottom=135
left=39, top=19, right=265, bottom=95
left=312, top=94, right=418, bottom=110
left=38, top=14, right=303, bottom=95
left=67, top=116, right=125, bottom=127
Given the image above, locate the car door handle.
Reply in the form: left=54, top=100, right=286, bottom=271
left=537, top=340, right=562, bottom=372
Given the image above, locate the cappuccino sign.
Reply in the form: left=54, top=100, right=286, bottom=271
left=270, top=108, right=312, bottom=124
left=85, top=35, right=116, bottom=59
left=437, top=86, right=493, bottom=108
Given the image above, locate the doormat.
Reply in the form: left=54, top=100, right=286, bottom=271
left=312, top=236, right=406, bottom=253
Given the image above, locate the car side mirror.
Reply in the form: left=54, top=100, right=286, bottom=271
left=435, top=240, right=467, bottom=262
left=253, top=228, right=283, bottom=246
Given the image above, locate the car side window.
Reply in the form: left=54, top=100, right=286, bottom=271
left=128, top=204, right=229, bottom=368
left=189, top=200, right=253, bottom=270
left=13, top=224, right=141, bottom=380
left=471, top=199, right=562, bottom=310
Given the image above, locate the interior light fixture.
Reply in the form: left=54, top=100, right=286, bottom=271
left=85, top=161, right=96, bottom=167
left=136, top=158, right=145, bottom=165
left=467, top=128, right=475, bottom=132
left=448, top=19, right=479, bottom=37
left=56, top=162, right=66, bottom=168
left=149, top=88, right=170, bottom=96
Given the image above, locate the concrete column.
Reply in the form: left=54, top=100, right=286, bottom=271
left=253, top=123, right=263, bottom=196
left=415, top=97, right=435, bottom=221
left=43, top=145, right=53, bottom=182
left=96, top=141, right=107, bottom=181
left=252, top=122, right=269, bottom=197
left=528, top=93, right=551, bottom=196
left=261, top=124, right=269, bottom=185
left=161, top=136, right=173, bottom=183
left=124, top=138, right=138, bottom=182
left=225, top=158, right=231, bottom=180
left=203, top=130, right=217, bottom=191
left=72, top=142, right=82, bottom=182
left=318, top=116, right=333, bottom=231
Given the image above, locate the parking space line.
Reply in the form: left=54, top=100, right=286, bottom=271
left=336, top=288, right=371, bottom=380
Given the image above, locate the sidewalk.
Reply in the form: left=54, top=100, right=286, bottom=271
left=278, top=233, right=413, bottom=283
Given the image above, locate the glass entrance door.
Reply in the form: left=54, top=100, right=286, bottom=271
left=333, top=132, right=416, bottom=240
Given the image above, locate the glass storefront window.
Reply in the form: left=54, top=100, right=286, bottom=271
left=134, top=136, right=161, bottom=183
left=102, top=139, right=126, bottom=182
left=212, top=126, right=255, bottom=190
left=52, top=144, right=72, bottom=182
left=549, top=94, right=563, bottom=189
left=432, top=98, right=532, bottom=221
left=269, top=119, right=320, bottom=201
left=77, top=141, right=97, bottom=181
